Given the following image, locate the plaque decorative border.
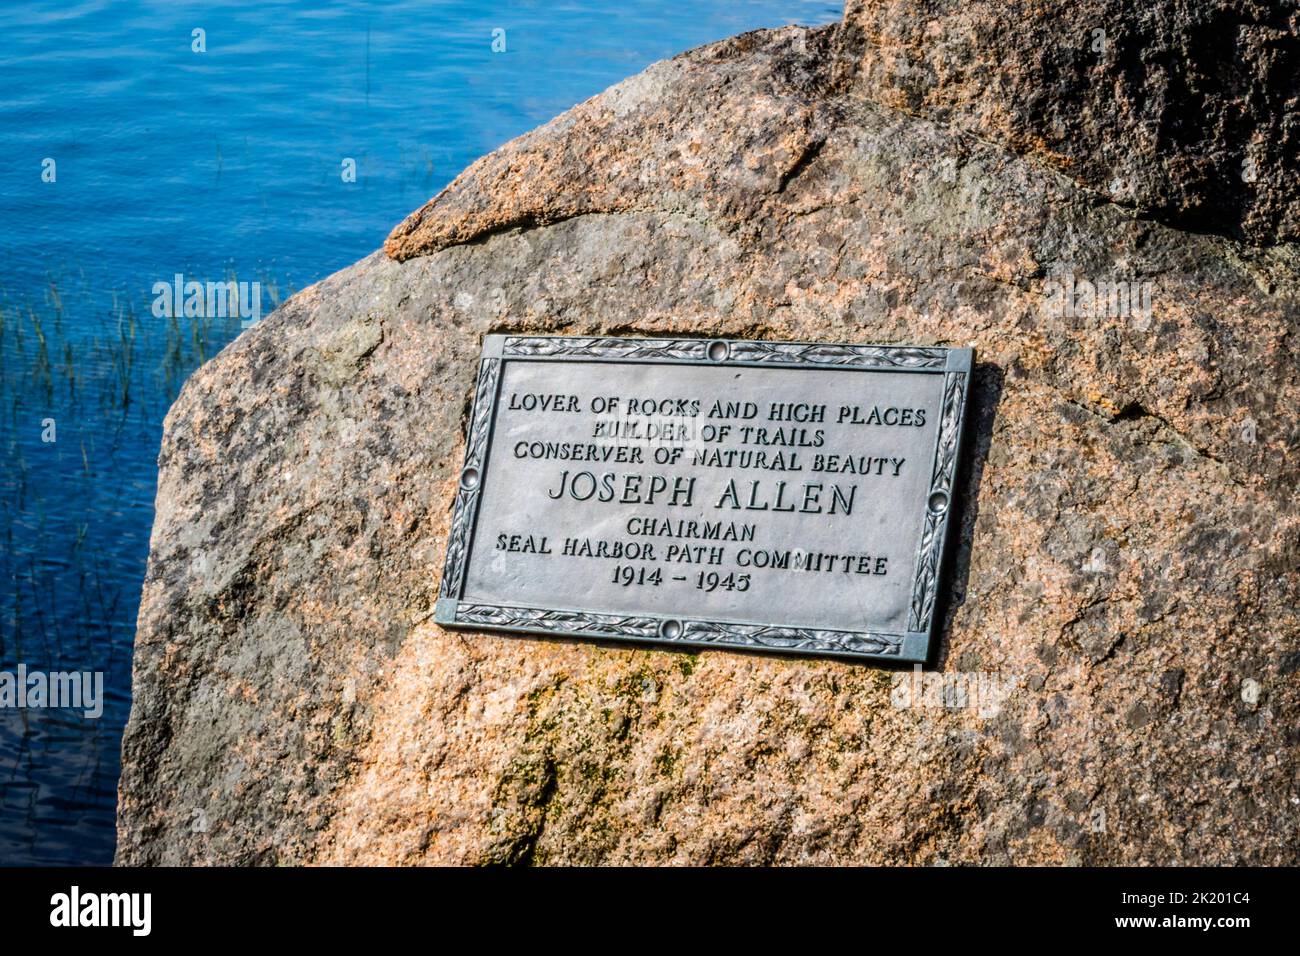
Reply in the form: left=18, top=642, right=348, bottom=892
left=439, top=356, right=499, bottom=599
left=908, top=369, right=967, bottom=634
left=452, top=604, right=903, bottom=657
left=436, top=335, right=973, bottom=663
left=501, top=335, right=948, bottom=369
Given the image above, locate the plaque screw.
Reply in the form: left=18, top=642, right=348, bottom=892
left=659, top=619, right=683, bottom=640
left=707, top=340, right=729, bottom=362
left=928, top=491, right=949, bottom=514
left=460, top=467, right=481, bottom=490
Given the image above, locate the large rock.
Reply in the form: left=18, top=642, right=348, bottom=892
left=117, top=3, right=1300, bottom=865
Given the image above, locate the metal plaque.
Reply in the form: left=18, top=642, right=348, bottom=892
left=435, top=335, right=973, bottom=662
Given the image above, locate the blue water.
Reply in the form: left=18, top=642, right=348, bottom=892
left=0, top=1, right=842, bottom=865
